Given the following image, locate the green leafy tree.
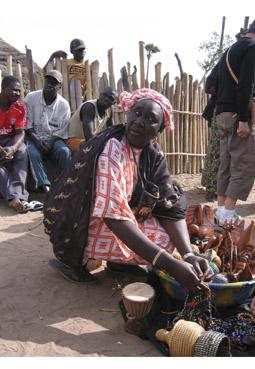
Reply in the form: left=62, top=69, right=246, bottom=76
left=198, top=31, right=233, bottom=79
left=145, top=43, right=160, bottom=82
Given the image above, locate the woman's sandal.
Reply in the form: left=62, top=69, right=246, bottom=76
left=48, top=259, right=97, bottom=283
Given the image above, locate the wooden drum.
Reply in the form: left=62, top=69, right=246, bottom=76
left=122, top=282, right=155, bottom=319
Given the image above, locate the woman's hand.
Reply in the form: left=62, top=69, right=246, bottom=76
left=170, top=258, right=205, bottom=294
left=184, top=254, right=214, bottom=282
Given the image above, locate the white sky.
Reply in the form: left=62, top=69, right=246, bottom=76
left=0, top=1, right=254, bottom=85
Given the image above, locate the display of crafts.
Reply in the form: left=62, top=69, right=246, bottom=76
left=185, top=205, right=255, bottom=283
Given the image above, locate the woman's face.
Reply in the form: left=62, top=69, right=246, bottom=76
left=125, top=99, right=163, bottom=148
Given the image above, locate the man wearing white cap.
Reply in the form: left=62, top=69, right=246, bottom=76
left=25, top=70, right=71, bottom=193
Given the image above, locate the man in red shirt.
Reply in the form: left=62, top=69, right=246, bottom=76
left=0, top=75, right=29, bottom=212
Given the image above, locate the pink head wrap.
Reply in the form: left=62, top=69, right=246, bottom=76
left=119, top=88, right=174, bottom=130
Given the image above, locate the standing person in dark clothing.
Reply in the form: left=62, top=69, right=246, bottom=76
left=201, top=29, right=248, bottom=203
left=201, top=64, right=220, bottom=202
left=214, top=20, right=255, bottom=225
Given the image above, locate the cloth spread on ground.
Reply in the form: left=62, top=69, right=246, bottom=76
left=119, top=271, right=255, bottom=357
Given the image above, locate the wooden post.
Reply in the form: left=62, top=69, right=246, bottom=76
left=55, top=58, right=63, bottom=96
left=163, top=72, right=170, bottom=100
left=61, top=59, right=70, bottom=101
left=91, top=60, right=99, bottom=98
left=131, top=65, right=139, bottom=90
left=25, top=46, right=35, bottom=91
left=183, top=73, right=189, bottom=172
left=99, top=72, right=109, bottom=93
left=7, top=55, right=13, bottom=75
left=169, top=84, right=175, bottom=173
left=108, top=48, right=116, bottom=89
left=127, top=62, right=132, bottom=90
left=219, top=17, right=226, bottom=51
left=139, top=41, right=145, bottom=88
left=188, top=74, right=193, bottom=174
left=120, top=66, right=131, bottom=91
left=117, top=78, right=123, bottom=95
left=192, top=81, right=199, bottom=173
left=150, top=81, right=156, bottom=90
left=85, top=60, right=92, bottom=100
left=155, top=62, right=161, bottom=92
left=34, top=71, right=44, bottom=91
left=198, top=85, right=203, bottom=172
left=174, top=77, right=181, bottom=174
left=244, top=17, right=249, bottom=30
left=16, top=62, right=24, bottom=100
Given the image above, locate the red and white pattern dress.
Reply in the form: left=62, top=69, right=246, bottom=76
left=83, top=136, right=175, bottom=265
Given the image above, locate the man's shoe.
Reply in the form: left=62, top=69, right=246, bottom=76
left=216, top=209, right=242, bottom=226
left=49, top=259, right=97, bottom=283
left=39, top=185, right=50, bottom=193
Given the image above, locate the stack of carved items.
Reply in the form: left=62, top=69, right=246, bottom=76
left=186, top=205, right=255, bottom=283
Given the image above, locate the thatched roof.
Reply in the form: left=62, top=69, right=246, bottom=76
left=0, top=37, right=41, bottom=91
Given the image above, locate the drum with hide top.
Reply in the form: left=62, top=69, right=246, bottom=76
left=122, top=282, right=155, bottom=319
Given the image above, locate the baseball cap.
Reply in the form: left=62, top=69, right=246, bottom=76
left=45, top=70, right=63, bottom=84
left=70, top=38, right=86, bottom=52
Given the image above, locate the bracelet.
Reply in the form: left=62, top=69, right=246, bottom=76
left=182, top=252, right=194, bottom=261
left=152, top=249, right=166, bottom=266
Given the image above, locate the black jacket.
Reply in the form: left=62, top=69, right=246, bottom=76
left=216, top=37, right=255, bottom=121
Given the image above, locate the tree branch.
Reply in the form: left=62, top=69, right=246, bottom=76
left=174, top=53, right=184, bottom=79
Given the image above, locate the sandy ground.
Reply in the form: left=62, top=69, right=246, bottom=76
left=1, top=174, right=255, bottom=357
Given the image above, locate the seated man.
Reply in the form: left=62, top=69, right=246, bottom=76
left=0, top=76, right=29, bottom=212
left=25, top=70, right=71, bottom=193
left=67, top=86, right=117, bottom=150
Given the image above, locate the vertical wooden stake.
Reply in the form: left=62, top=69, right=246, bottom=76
left=16, top=62, right=24, bottom=100
left=139, top=41, right=145, bottom=88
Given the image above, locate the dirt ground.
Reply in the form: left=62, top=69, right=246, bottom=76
left=1, top=173, right=255, bottom=357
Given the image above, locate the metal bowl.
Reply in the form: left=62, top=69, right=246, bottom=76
left=154, top=268, right=255, bottom=308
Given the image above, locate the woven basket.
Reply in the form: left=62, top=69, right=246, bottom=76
left=193, top=330, right=231, bottom=357
left=156, top=319, right=205, bottom=356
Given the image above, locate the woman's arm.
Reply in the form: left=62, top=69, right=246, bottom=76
left=159, top=218, right=213, bottom=282
left=104, top=217, right=204, bottom=293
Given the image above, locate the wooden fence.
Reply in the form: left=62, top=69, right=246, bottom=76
left=0, top=41, right=209, bottom=175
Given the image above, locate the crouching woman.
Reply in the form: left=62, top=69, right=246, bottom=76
left=44, top=88, right=213, bottom=293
